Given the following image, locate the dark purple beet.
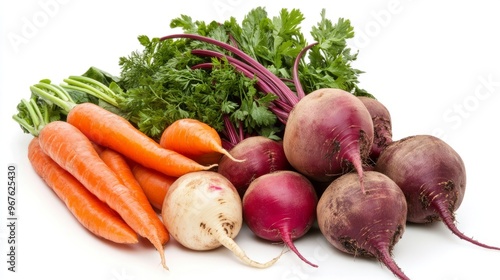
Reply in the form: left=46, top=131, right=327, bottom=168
left=358, top=96, right=393, bottom=163
left=243, top=170, right=318, bottom=267
left=317, top=171, right=410, bottom=280
left=217, top=136, right=291, bottom=198
left=375, top=134, right=500, bottom=250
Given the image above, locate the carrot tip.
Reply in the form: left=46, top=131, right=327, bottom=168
left=158, top=250, right=169, bottom=271
left=205, top=163, right=219, bottom=170
left=223, top=152, right=246, bottom=163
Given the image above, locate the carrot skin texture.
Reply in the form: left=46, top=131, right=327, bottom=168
left=38, top=121, right=169, bottom=268
left=131, top=162, right=177, bottom=211
left=98, top=148, right=170, bottom=243
left=28, top=137, right=138, bottom=244
left=67, top=103, right=216, bottom=177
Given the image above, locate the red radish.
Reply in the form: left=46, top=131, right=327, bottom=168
left=357, top=96, right=393, bottom=162
left=317, top=171, right=410, bottom=280
left=375, top=134, right=500, bottom=250
left=218, top=136, right=291, bottom=197
left=160, top=35, right=374, bottom=190
left=242, top=170, right=318, bottom=267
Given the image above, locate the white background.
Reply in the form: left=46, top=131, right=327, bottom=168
left=2, top=1, right=500, bottom=279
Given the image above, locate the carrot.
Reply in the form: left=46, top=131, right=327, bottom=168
left=27, top=137, right=139, bottom=244
left=38, top=120, right=169, bottom=269
left=99, top=149, right=170, bottom=242
left=159, top=118, right=243, bottom=164
left=29, top=80, right=217, bottom=177
left=70, top=103, right=219, bottom=177
left=130, top=162, right=177, bottom=211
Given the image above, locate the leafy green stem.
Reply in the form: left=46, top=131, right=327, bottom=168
left=12, top=97, right=62, bottom=137
left=30, top=82, right=76, bottom=114
left=61, top=76, right=120, bottom=107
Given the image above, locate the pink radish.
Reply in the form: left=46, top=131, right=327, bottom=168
left=317, top=171, right=410, bottom=280
left=375, top=134, right=500, bottom=250
left=242, top=170, right=318, bottom=267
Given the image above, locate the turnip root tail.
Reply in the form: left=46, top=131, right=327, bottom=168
left=281, top=230, right=318, bottom=267
left=375, top=243, right=410, bottom=280
left=216, top=230, right=283, bottom=268
left=432, top=199, right=500, bottom=250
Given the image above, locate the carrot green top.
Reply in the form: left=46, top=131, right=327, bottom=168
left=13, top=76, right=124, bottom=136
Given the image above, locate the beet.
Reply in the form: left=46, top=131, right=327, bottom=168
left=242, top=170, right=318, bottom=267
left=317, top=171, right=410, bottom=280
left=357, top=96, right=393, bottom=163
left=283, top=88, right=374, bottom=189
left=217, top=136, right=291, bottom=198
left=375, top=134, right=500, bottom=250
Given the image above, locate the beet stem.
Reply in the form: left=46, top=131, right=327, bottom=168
left=292, top=42, right=317, bottom=99
left=160, top=34, right=299, bottom=108
left=432, top=199, right=500, bottom=250
left=280, top=228, right=318, bottom=267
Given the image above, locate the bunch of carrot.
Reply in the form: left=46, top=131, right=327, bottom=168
left=14, top=80, right=240, bottom=269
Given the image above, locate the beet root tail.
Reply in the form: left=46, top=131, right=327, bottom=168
left=433, top=200, right=500, bottom=250
left=344, top=149, right=366, bottom=194
left=376, top=245, right=410, bottom=280
left=281, top=230, right=318, bottom=267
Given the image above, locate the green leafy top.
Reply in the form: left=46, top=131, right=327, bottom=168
left=12, top=73, right=126, bottom=136
left=15, top=7, right=370, bottom=143
left=13, top=96, right=64, bottom=137
left=117, top=7, right=369, bottom=142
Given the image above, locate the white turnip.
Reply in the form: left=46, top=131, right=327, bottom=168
left=375, top=134, right=500, bottom=250
left=317, top=171, right=410, bottom=280
left=161, top=171, right=282, bottom=268
left=242, top=170, right=318, bottom=267
left=217, top=136, right=291, bottom=197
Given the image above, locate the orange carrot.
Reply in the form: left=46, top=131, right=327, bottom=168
left=130, top=162, right=177, bottom=211
left=98, top=148, right=170, bottom=241
left=159, top=118, right=243, bottom=164
left=28, top=137, right=138, bottom=244
left=38, top=120, right=169, bottom=269
left=66, top=103, right=217, bottom=177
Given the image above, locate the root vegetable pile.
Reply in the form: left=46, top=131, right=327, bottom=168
left=12, top=6, right=499, bottom=279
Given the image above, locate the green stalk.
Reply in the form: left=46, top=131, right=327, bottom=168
left=12, top=97, right=53, bottom=137
left=61, top=76, right=119, bottom=107
left=30, top=83, right=75, bottom=114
